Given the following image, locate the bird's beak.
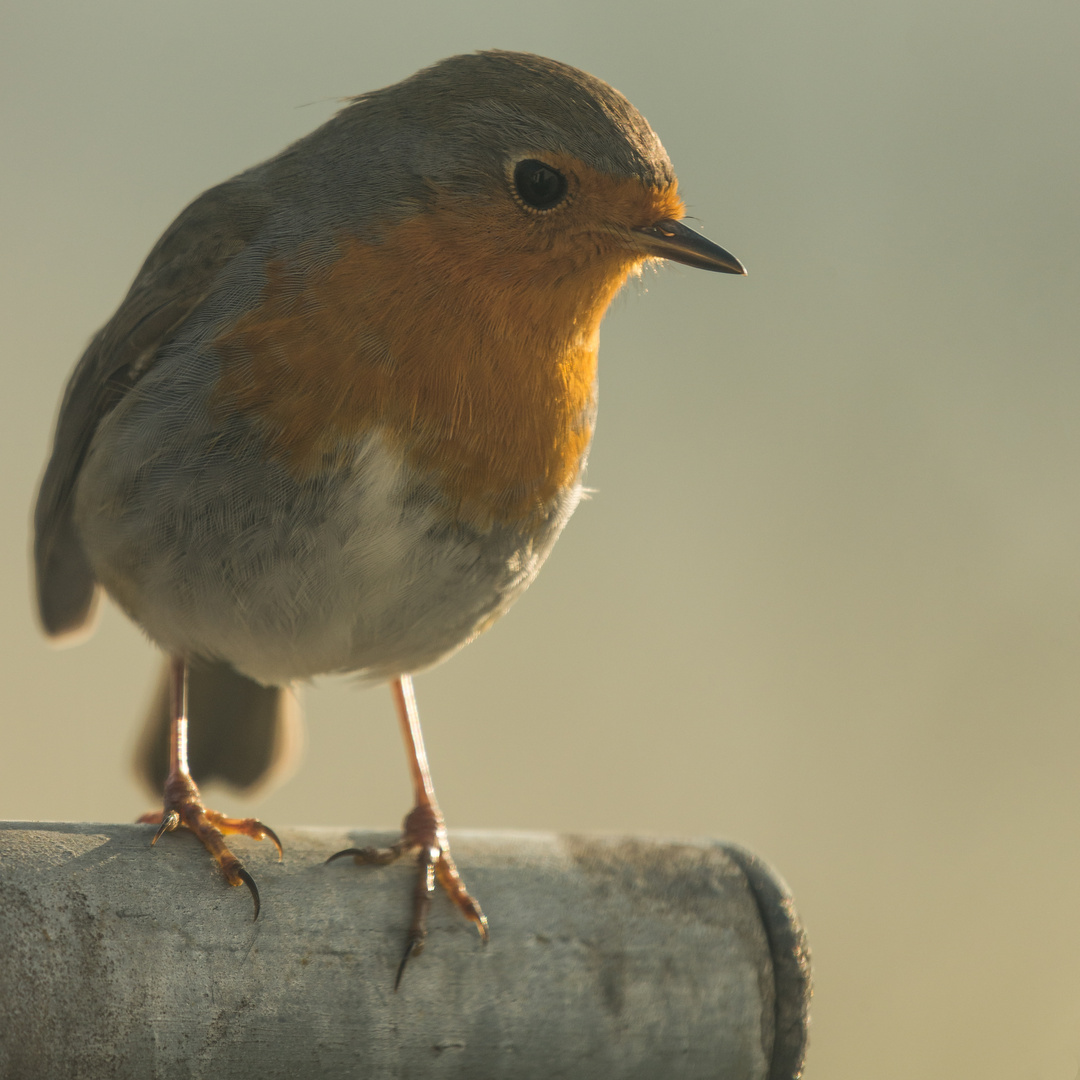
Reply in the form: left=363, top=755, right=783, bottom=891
left=633, top=219, right=746, bottom=275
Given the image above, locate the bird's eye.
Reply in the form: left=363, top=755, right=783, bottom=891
left=513, top=159, right=568, bottom=211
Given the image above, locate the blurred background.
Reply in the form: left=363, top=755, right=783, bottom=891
left=3, top=1, right=1079, bottom=1076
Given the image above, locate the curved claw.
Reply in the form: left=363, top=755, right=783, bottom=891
left=237, top=867, right=261, bottom=920
left=261, top=824, right=284, bottom=863
left=326, top=845, right=402, bottom=867
left=326, top=847, right=365, bottom=864
left=394, top=936, right=422, bottom=992
left=152, top=810, right=180, bottom=845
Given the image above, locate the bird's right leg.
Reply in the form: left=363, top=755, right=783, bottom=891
left=137, top=656, right=282, bottom=918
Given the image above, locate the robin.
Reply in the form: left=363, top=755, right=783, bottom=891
left=33, top=50, right=745, bottom=984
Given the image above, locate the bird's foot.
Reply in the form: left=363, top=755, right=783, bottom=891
left=137, top=774, right=282, bottom=919
left=327, top=801, right=488, bottom=987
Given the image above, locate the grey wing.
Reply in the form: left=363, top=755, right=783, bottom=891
left=33, top=176, right=274, bottom=637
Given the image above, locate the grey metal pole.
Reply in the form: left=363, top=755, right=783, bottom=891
left=0, top=824, right=809, bottom=1079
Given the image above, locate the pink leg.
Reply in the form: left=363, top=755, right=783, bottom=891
left=327, top=674, right=488, bottom=986
left=138, top=657, right=282, bottom=918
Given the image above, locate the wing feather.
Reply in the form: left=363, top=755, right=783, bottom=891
left=33, top=177, right=274, bottom=637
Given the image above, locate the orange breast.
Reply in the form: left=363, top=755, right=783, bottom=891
left=212, top=169, right=683, bottom=529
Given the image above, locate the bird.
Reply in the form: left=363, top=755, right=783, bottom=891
left=33, top=49, right=745, bottom=985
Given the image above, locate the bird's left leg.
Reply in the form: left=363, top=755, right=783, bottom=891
left=137, top=656, right=282, bottom=918
left=327, top=674, right=488, bottom=986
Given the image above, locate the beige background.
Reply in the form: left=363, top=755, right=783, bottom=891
left=3, top=2, right=1080, bottom=1077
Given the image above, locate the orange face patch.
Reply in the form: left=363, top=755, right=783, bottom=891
left=212, top=162, right=684, bottom=529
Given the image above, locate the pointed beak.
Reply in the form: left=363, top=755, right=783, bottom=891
left=633, top=219, right=746, bottom=275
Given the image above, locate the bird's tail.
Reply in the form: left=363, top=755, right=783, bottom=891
left=135, top=659, right=303, bottom=795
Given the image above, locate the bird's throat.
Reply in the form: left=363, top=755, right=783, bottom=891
left=212, top=226, right=629, bottom=529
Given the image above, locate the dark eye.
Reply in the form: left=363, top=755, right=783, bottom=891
left=513, top=159, right=568, bottom=211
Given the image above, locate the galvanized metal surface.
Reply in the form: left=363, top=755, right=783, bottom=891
left=0, top=824, right=809, bottom=1079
